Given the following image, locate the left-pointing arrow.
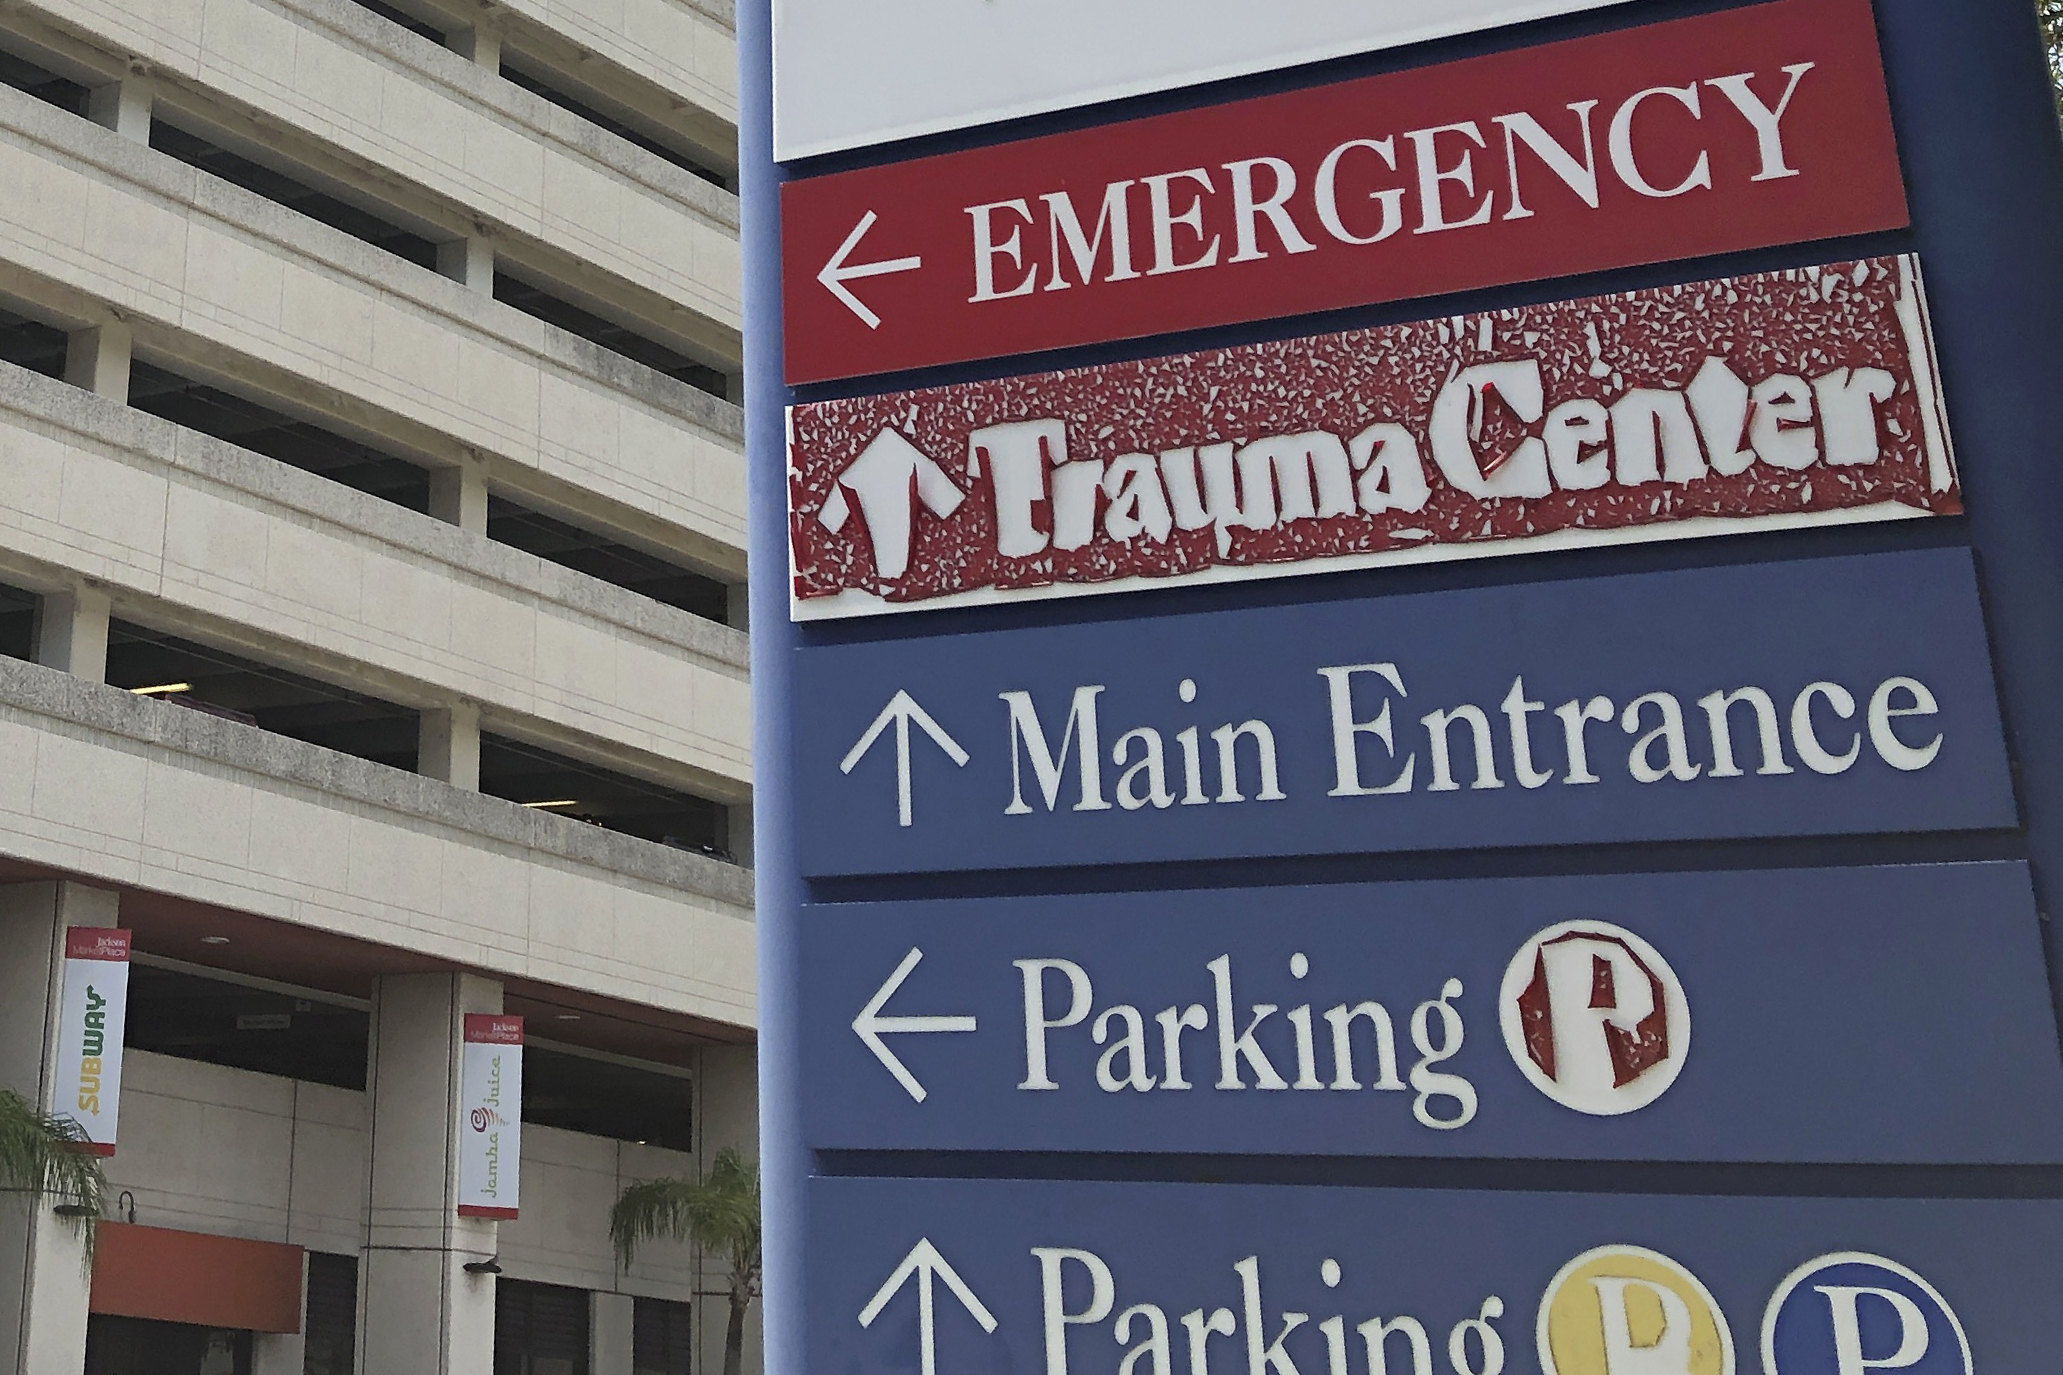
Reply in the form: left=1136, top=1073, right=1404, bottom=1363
left=818, top=211, right=923, bottom=329
left=841, top=690, right=969, bottom=828
left=853, top=948, right=978, bottom=1104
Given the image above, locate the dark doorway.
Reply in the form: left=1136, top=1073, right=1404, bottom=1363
left=84, top=1314, right=252, bottom=1375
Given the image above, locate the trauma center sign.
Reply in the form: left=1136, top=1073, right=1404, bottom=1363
left=790, top=256, right=1956, bottom=618
left=779, top=0, right=1906, bottom=382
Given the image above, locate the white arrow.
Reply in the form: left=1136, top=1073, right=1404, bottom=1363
left=853, top=948, right=978, bottom=1104
left=858, top=1237, right=999, bottom=1375
left=841, top=690, right=969, bottom=829
left=819, top=211, right=923, bottom=329
left=816, top=429, right=965, bottom=582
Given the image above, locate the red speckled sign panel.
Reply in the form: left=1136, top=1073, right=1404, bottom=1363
left=780, top=0, right=1908, bottom=384
left=788, top=256, right=1959, bottom=620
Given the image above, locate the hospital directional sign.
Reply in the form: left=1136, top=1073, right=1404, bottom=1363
left=801, top=862, right=2063, bottom=1162
left=797, top=548, right=2014, bottom=877
left=780, top=0, right=1905, bottom=382
left=746, top=0, right=2063, bottom=1369
left=813, top=1177, right=2057, bottom=1375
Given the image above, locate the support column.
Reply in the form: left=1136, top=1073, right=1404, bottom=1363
left=725, top=802, right=753, bottom=868
left=357, top=973, right=502, bottom=1375
left=85, top=75, right=151, bottom=144
left=437, top=237, right=495, bottom=296
left=448, top=21, right=501, bottom=72
left=694, top=1045, right=760, bottom=1375
left=418, top=702, right=482, bottom=791
left=35, top=584, right=111, bottom=683
left=591, top=1291, right=633, bottom=1375
left=427, top=454, right=490, bottom=535
left=64, top=319, right=132, bottom=402
left=0, top=882, right=121, bottom=1375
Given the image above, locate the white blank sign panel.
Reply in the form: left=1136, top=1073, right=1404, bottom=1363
left=772, top=0, right=1640, bottom=159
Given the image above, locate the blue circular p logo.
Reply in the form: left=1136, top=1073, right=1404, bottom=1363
left=1761, top=1253, right=1970, bottom=1375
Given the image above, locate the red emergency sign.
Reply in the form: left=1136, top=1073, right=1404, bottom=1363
left=780, top=0, right=1907, bottom=385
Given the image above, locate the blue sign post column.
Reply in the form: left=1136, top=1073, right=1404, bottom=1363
left=746, top=1, right=2063, bottom=1372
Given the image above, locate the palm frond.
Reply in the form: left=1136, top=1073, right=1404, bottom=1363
left=609, top=1146, right=760, bottom=1283
left=0, top=1088, right=106, bottom=1258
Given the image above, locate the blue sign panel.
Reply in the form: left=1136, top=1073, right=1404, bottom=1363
left=800, top=862, right=2063, bottom=1162
left=794, top=549, right=2013, bottom=877
left=810, top=1177, right=2057, bottom=1375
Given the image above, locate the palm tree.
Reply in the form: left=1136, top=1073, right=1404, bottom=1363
left=0, top=1087, right=106, bottom=1258
left=610, top=1148, right=760, bottom=1375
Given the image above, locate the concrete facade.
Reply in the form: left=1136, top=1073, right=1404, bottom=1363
left=0, top=0, right=755, bottom=1363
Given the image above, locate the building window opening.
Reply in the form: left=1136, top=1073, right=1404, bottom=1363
left=85, top=1314, right=253, bottom=1375
left=0, top=577, right=41, bottom=663
left=106, top=620, right=422, bottom=773
left=303, top=1252, right=359, bottom=1375
left=498, top=59, right=728, bottom=189
left=491, top=269, right=733, bottom=398
left=495, top=1279, right=591, bottom=1375
left=125, top=961, right=370, bottom=1090
left=633, top=1296, right=694, bottom=1375
left=127, top=360, right=434, bottom=512
left=150, top=119, right=443, bottom=271
left=525, top=1045, right=693, bottom=1149
left=480, top=733, right=734, bottom=857
left=0, top=304, right=69, bottom=380
left=345, top=0, right=447, bottom=43
left=0, top=45, right=89, bottom=116
left=488, top=497, right=733, bottom=622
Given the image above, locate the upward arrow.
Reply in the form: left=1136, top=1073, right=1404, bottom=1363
left=841, top=691, right=970, bottom=829
left=817, top=429, right=965, bottom=583
left=858, top=1238, right=999, bottom=1375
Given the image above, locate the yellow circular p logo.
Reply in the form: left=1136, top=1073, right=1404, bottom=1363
left=1538, top=1245, right=1736, bottom=1375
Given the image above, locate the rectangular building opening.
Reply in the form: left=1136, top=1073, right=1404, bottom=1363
left=85, top=1315, right=253, bottom=1375
left=127, top=359, right=433, bottom=513
left=498, top=58, right=728, bottom=188
left=524, top=1045, right=692, bottom=1150
left=303, top=1253, right=359, bottom=1375
left=0, top=45, right=89, bottom=117
left=341, top=0, right=447, bottom=45
left=124, top=960, right=371, bottom=1091
left=0, top=304, right=68, bottom=381
left=0, top=574, right=44, bottom=664
left=105, top=619, right=422, bottom=773
left=487, top=496, right=732, bottom=621
left=348, top=0, right=445, bottom=42
left=492, top=269, right=732, bottom=398
left=495, top=1279, right=591, bottom=1375
left=633, top=1297, right=694, bottom=1375
left=150, top=118, right=443, bottom=271
left=480, top=732, right=733, bottom=857
left=0, top=579, right=38, bottom=663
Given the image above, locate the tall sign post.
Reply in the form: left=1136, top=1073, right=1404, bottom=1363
left=744, top=0, right=2063, bottom=1371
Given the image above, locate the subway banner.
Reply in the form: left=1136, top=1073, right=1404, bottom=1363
left=789, top=257, right=1957, bottom=620
left=457, top=1015, right=524, bottom=1220
left=56, top=927, right=130, bottom=1156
